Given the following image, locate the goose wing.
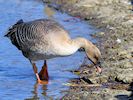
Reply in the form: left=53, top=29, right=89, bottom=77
left=5, top=19, right=68, bottom=52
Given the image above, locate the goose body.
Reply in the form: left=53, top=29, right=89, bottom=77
left=6, top=19, right=79, bottom=61
left=5, top=19, right=101, bottom=84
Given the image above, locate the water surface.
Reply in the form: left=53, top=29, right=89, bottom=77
left=0, top=0, right=98, bottom=99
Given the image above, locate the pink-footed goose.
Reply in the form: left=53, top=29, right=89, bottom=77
left=5, top=19, right=101, bottom=84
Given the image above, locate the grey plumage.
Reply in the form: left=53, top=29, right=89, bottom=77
left=5, top=19, right=67, bottom=60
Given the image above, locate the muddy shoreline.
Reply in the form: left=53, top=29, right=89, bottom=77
left=42, top=0, right=133, bottom=99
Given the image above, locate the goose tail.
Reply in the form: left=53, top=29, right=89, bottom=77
left=4, top=19, right=24, bottom=37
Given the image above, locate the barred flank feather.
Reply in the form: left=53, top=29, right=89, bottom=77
left=5, top=19, right=67, bottom=56
left=5, top=19, right=24, bottom=50
left=4, top=19, right=23, bottom=37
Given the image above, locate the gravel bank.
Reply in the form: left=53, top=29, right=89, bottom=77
left=43, top=0, right=133, bottom=99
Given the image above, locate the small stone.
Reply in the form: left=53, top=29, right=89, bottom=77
left=99, top=32, right=105, bottom=35
left=95, top=32, right=105, bottom=37
left=118, top=50, right=131, bottom=59
left=116, top=38, right=121, bottom=43
left=115, top=68, right=133, bottom=83
left=68, top=9, right=72, bottom=11
left=118, top=50, right=127, bottom=56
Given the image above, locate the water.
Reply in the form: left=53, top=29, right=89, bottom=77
left=0, top=0, right=99, bottom=99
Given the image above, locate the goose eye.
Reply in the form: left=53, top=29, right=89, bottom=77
left=78, top=47, right=85, bottom=52
left=94, top=55, right=98, bottom=61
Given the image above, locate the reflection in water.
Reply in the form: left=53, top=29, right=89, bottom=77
left=27, top=83, right=40, bottom=100
left=26, top=82, right=48, bottom=100
left=0, top=0, right=99, bottom=99
left=42, top=85, right=48, bottom=97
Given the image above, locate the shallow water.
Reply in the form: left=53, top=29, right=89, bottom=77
left=0, top=0, right=98, bottom=99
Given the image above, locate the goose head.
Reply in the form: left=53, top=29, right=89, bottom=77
left=73, top=37, right=102, bottom=72
left=84, top=39, right=102, bottom=72
left=85, top=42, right=101, bottom=65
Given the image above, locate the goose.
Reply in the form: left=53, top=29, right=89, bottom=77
left=5, top=19, right=102, bottom=84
